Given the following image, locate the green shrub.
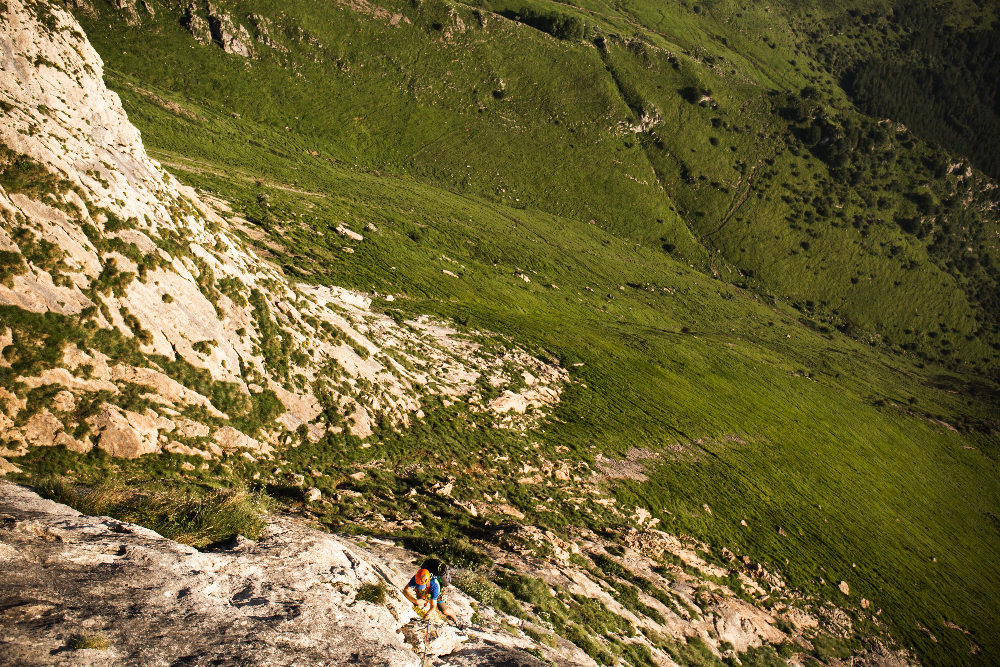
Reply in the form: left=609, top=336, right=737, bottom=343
left=590, top=553, right=628, bottom=578
left=68, top=634, right=109, bottom=650
left=0, top=250, right=27, bottom=288
left=355, top=581, right=388, bottom=605
left=454, top=572, right=524, bottom=618
left=403, top=536, right=492, bottom=571
left=739, top=644, right=787, bottom=667
left=32, top=477, right=267, bottom=549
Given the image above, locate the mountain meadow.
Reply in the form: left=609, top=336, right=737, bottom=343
left=3, top=0, right=1000, bottom=665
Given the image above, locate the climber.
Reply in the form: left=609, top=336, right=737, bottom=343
left=403, top=559, right=459, bottom=625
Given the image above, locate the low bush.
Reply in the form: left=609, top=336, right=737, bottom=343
left=402, top=536, right=493, bottom=571
left=355, top=581, right=388, bottom=605
left=454, top=572, right=524, bottom=618
left=31, top=477, right=267, bottom=548
left=68, top=634, right=110, bottom=650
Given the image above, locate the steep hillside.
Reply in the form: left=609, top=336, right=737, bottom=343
left=0, top=0, right=565, bottom=460
left=1, top=478, right=918, bottom=667
left=0, top=2, right=998, bottom=667
left=66, top=0, right=1000, bottom=374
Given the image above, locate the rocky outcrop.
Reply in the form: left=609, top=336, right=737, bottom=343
left=0, top=477, right=917, bottom=666
left=183, top=3, right=212, bottom=45
left=247, top=13, right=288, bottom=53
left=0, top=480, right=561, bottom=666
left=0, top=0, right=567, bottom=465
left=86, top=404, right=169, bottom=458
left=207, top=3, right=254, bottom=57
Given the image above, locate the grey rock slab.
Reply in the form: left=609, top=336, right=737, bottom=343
left=0, top=480, right=419, bottom=666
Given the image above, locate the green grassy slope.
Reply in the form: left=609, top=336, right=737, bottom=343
left=44, top=0, right=1000, bottom=664
left=82, top=0, right=1000, bottom=374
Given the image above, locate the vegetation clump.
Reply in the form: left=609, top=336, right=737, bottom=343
left=31, top=477, right=267, bottom=549
left=354, top=581, right=388, bottom=606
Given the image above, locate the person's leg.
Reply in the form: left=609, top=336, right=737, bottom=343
left=438, top=601, right=459, bottom=623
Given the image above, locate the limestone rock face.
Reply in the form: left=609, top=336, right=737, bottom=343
left=0, top=480, right=569, bottom=666
left=86, top=404, right=165, bottom=458
left=709, top=597, right=785, bottom=651
left=0, top=0, right=567, bottom=464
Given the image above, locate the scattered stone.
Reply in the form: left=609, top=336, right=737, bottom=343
left=431, top=481, right=453, bottom=496
left=916, top=622, right=938, bottom=643
left=181, top=462, right=196, bottom=471
left=861, top=598, right=869, bottom=609
left=175, top=418, right=211, bottom=439
left=702, top=503, right=712, bottom=515
left=349, top=471, right=366, bottom=481
left=838, top=581, right=850, bottom=595
left=335, top=225, right=363, bottom=241
left=305, top=487, right=322, bottom=502
left=777, top=527, right=787, bottom=537
left=164, top=442, right=215, bottom=459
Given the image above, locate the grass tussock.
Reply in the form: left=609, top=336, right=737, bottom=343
left=68, top=634, right=110, bottom=650
left=355, top=581, right=388, bottom=606
left=31, top=477, right=267, bottom=549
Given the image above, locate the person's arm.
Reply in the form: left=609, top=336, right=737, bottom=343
left=403, top=585, right=430, bottom=611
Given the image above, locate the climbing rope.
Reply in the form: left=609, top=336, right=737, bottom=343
left=420, top=614, right=431, bottom=667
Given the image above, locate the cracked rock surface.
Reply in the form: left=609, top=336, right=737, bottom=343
left=0, top=480, right=556, bottom=666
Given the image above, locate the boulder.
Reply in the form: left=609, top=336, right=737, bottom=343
left=0, top=456, right=21, bottom=475
left=52, top=390, right=75, bottom=412
left=175, top=418, right=211, bottom=438
left=401, top=618, right=467, bottom=658
left=214, top=426, right=271, bottom=456
left=710, top=597, right=785, bottom=651
left=22, top=410, right=63, bottom=446
left=335, top=224, right=364, bottom=242
left=86, top=405, right=163, bottom=459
